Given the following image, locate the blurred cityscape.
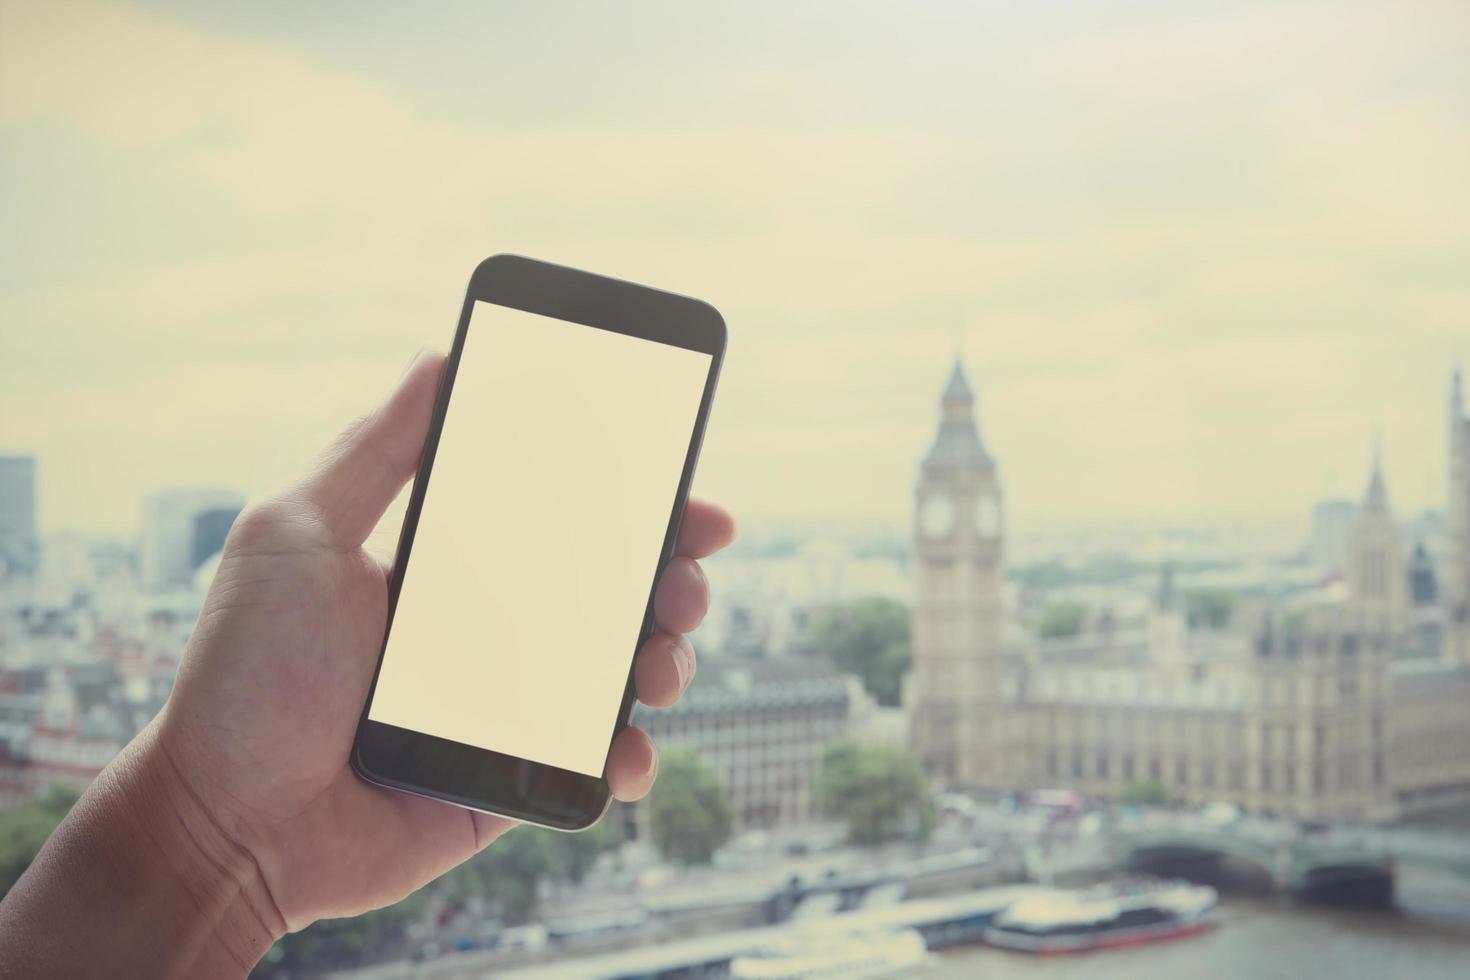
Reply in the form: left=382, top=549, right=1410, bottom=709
left=1, top=360, right=1468, bottom=977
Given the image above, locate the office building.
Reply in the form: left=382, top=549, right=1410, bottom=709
left=0, top=455, right=39, bottom=577
left=631, top=659, right=869, bottom=835
left=140, top=489, right=244, bottom=592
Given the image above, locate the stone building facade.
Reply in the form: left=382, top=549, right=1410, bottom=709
left=910, top=363, right=1013, bottom=793
left=626, top=659, right=869, bottom=838
left=906, top=361, right=1470, bottom=822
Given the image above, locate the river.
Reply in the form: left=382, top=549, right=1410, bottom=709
left=933, top=867, right=1470, bottom=979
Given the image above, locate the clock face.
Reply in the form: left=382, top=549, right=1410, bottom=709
left=920, top=496, right=956, bottom=537
left=973, top=494, right=1000, bottom=537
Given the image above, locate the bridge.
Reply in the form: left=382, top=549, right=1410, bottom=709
left=1111, top=815, right=1470, bottom=898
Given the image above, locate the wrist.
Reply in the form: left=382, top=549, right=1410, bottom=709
left=0, top=721, right=286, bottom=977
left=117, top=721, right=289, bottom=970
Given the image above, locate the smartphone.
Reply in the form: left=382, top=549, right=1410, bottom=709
left=352, top=255, right=725, bottom=830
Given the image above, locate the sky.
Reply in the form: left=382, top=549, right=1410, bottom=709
left=2, top=0, right=1469, bottom=542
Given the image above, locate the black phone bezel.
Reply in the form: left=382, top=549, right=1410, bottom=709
left=351, top=254, right=725, bottom=830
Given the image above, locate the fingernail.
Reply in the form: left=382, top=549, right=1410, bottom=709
left=670, top=637, right=687, bottom=689
left=667, top=635, right=691, bottom=691
left=680, top=640, right=696, bottom=690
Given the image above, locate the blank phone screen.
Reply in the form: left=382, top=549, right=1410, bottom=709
left=368, top=301, right=712, bottom=777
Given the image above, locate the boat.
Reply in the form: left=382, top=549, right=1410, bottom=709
left=729, top=927, right=928, bottom=979
left=983, top=877, right=1217, bottom=954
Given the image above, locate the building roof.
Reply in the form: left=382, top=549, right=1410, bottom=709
left=640, top=658, right=853, bottom=719
left=923, top=357, right=994, bottom=474
left=942, top=360, right=973, bottom=404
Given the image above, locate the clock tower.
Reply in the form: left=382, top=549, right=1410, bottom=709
left=909, top=358, right=1008, bottom=790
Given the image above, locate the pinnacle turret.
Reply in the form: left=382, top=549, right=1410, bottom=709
left=923, top=357, right=993, bottom=474
left=1364, top=444, right=1389, bottom=513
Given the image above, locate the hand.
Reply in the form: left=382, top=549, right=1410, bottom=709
left=0, top=351, right=734, bottom=975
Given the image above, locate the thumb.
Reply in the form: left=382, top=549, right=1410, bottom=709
left=297, top=350, right=445, bottom=549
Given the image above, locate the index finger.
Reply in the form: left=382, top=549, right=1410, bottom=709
left=676, top=499, right=735, bottom=558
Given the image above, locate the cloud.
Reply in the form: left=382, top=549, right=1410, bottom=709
left=2, top=0, right=1468, bottom=536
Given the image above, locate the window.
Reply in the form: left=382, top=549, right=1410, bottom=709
left=1115, top=907, right=1171, bottom=927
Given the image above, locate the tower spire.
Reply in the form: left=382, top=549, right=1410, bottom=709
left=1158, top=562, right=1177, bottom=612
left=1365, top=440, right=1389, bottom=513
left=942, top=357, right=973, bottom=405
left=924, top=357, right=992, bottom=474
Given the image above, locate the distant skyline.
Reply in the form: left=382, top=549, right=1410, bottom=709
left=3, top=1, right=1468, bottom=539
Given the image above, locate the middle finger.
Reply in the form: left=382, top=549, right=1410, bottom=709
left=635, top=632, right=696, bottom=707
left=653, top=556, right=708, bottom=634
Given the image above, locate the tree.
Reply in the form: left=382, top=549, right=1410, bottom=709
left=261, top=821, right=618, bottom=974
left=0, top=784, right=80, bottom=897
left=808, top=597, right=910, bottom=706
left=814, top=740, right=933, bottom=847
left=1037, top=600, right=1087, bottom=638
left=649, top=748, right=733, bottom=865
left=476, top=826, right=559, bottom=922
left=553, top=818, right=614, bottom=886
left=260, top=896, right=425, bottom=976
left=440, top=820, right=615, bottom=922
left=1184, top=588, right=1237, bottom=630
left=1121, top=780, right=1169, bottom=806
